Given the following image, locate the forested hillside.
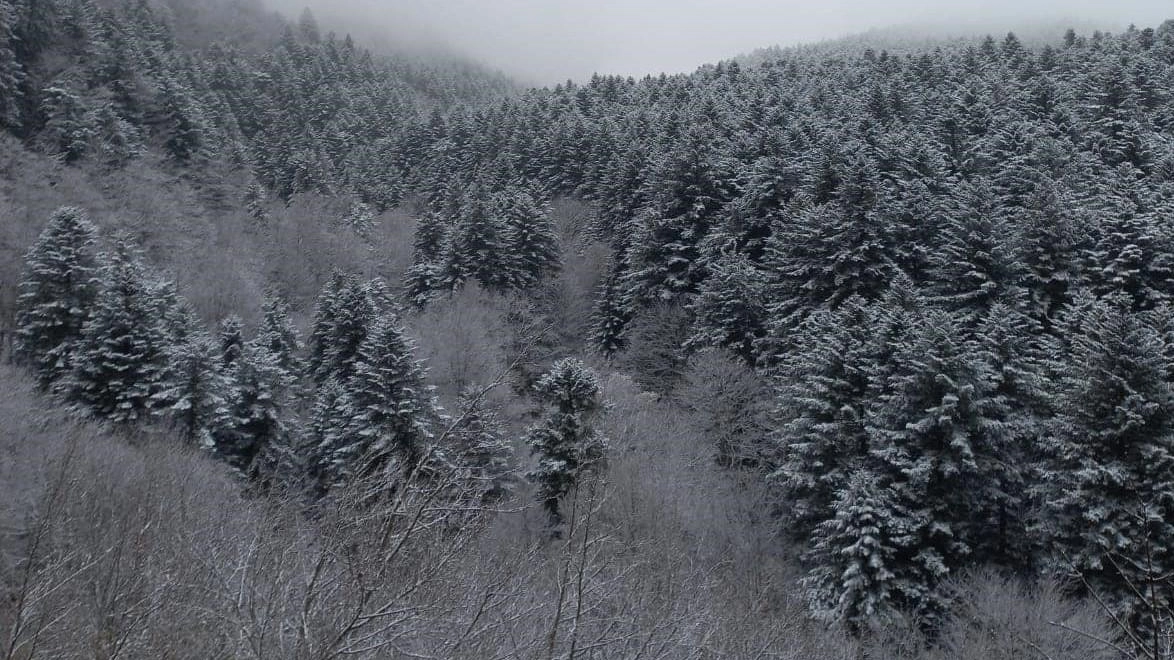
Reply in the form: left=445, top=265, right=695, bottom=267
left=4, top=0, right=1174, bottom=657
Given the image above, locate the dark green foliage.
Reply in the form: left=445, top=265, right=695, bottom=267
left=305, top=376, right=360, bottom=492
left=308, top=272, right=385, bottom=385
left=217, top=314, right=244, bottom=368
left=526, top=358, right=607, bottom=528
left=13, top=207, right=102, bottom=388
left=0, top=0, right=25, bottom=129
left=1046, top=298, right=1174, bottom=643
left=40, top=86, right=93, bottom=162
left=67, top=237, right=167, bottom=424
left=153, top=330, right=233, bottom=447
left=213, top=343, right=291, bottom=477
left=867, top=308, right=1024, bottom=625
left=337, top=313, right=439, bottom=484
left=623, top=124, right=733, bottom=304
left=444, top=186, right=511, bottom=291
left=588, top=258, right=631, bottom=356
left=255, top=291, right=303, bottom=382
left=11, top=7, right=1174, bottom=643
left=404, top=210, right=450, bottom=308
left=802, top=470, right=901, bottom=632
left=497, top=187, right=561, bottom=289
left=687, top=252, right=768, bottom=365
left=929, top=182, right=1026, bottom=325
left=772, top=300, right=877, bottom=537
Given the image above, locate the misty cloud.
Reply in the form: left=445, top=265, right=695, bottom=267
left=268, top=0, right=1172, bottom=83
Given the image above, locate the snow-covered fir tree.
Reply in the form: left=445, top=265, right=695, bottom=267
left=335, top=312, right=440, bottom=486
left=13, top=206, right=103, bottom=389
left=1046, top=296, right=1174, bottom=646
left=802, top=469, right=901, bottom=633
left=152, top=330, right=233, bottom=448
left=526, top=358, right=608, bottom=528
left=67, top=237, right=168, bottom=424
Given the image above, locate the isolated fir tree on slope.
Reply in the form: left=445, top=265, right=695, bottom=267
left=527, top=358, right=608, bottom=528
left=13, top=206, right=103, bottom=389
left=218, top=314, right=244, bottom=368
left=588, top=256, right=631, bottom=356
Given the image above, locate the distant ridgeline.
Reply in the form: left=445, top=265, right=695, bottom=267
left=11, top=0, right=1174, bottom=640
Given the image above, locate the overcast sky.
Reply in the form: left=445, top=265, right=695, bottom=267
left=266, top=0, right=1172, bottom=84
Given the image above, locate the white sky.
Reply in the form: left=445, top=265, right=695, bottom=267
left=266, top=0, right=1172, bottom=83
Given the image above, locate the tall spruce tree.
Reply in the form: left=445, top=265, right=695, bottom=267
left=0, top=0, right=25, bottom=130
left=213, top=343, right=290, bottom=477
left=255, top=291, right=303, bottom=382
left=1046, top=297, right=1174, bottom=646
left=772, top=299, right=878, bottom=538
left=802, top=469, right=901, bottom=632
left=497, top=186, right=561, bottom=289
left=445, top=185, right=511, bottom=292
left=13, top=207, right=103, bottom=388
left=153, top=330, right=233, bottom=448
left=336, top=312, right=439, bottom=485
left=305, top=376, right=361, bottom=493
left=526, top=358, right=608, bottom=528
left=218, top=314, right=244, bottom=368
left=687, top=251, right=769, bottom=365
left=866, top=308, right=1021, bottom=626
left=68, top=237, right=167, bottom=424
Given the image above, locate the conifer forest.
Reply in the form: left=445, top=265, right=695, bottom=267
left=4, top=0, right=1174, bottom=657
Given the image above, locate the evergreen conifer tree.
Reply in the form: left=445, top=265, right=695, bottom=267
left=445, top=186, right=510, bottom=291
left=772, top=299, right=877, bottom=537
left=153, top=330, right=233, bottom=447
left=254, top=291, right=303, bottom=382
left=497, top=187, right=560, bottom=289
left=1047, top=297, right=1174, bottom=642
left=930, top=182, right=1026, bottom=326
left=68, top=237, right=167, bottom=423
left=802, top=470, right=901, bottom=632
left=13, top=207, right=103, bottom=388
left=403, top=210, right=450, bottom=308
left=0, top=0, right=25, bottom=130
left=308, top=272, right=383, bottom=384
left=305, top=377, right=360, bottom=493
left=589, top=258, right=632, bottom=357
left=526, top=358, right=608, bottom=528
left=866, top=308, right=1020, bottom=625
left=687, top=251, right=769, bottom=365
left=338, top=313, right=439, bottom=484
left=213, top=343, right=289, bottom=477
